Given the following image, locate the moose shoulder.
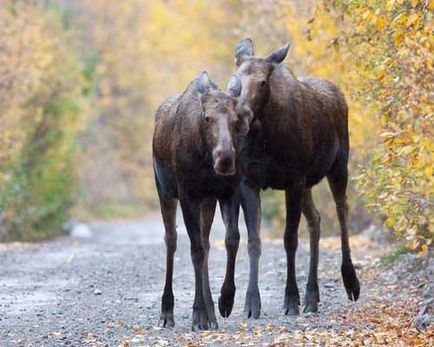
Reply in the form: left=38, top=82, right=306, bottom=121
left=261, top=69, right=349, bottom=189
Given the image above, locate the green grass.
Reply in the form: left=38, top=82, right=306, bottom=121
left=380, top=243, right=411, bottom=266
left=91, top=202, right=145, bottom=220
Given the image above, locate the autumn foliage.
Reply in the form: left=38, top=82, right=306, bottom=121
left=320, top=0, right=433, bottom=252
left=0, top=0, right=432, bottom=249
left=0, top=2, right=85, bottom=241
left=244, top=0, right=433, bottom=251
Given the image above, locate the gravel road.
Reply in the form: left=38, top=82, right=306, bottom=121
left=0, top=212, right=421, bottom=346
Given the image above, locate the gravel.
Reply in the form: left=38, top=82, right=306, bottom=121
left=0, top=213, right=426, bottom=346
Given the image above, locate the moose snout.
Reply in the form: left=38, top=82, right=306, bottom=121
left=213, top=146, right=236, bottom=176
left=236, top=102, right=254, bottom=127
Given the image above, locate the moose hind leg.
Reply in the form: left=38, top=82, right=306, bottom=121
left=283, top=184, right=303, bottom=316
left=200, top=197, right=218, bottom=329
left=158, top=193, right=178, bottom=328
left=180, top=194, right=209, bottom=331
left=327, top=166, right=360, bottom=301
left=302, top=188, right=321, bottom=313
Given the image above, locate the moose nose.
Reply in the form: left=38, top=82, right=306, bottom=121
left=213, top=147, right=236, bottom=176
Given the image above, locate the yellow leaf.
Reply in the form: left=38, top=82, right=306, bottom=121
left=417, top=244, right=428, bottom=257
left=375, top=70, right=385, bottom=80
left=387, top=0, right=395, bottom=11
left=394, top=31, right=404, bottom=46
left=376, top=15, right=387, bottom=31
left=399, top=146, right=414, bottom=156
left=381, top=131, right=395, bottom=138
left=406, top=13, right=419, bottom=27
left=362, top=10, right=373, bottom=21
left=411, top=0, right=419, bottom=7
left=394, top=14, right=408, bottom=25
left=429, top=0, right=434, bottom=10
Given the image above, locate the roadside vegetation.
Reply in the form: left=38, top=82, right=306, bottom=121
left=0, top=0, right=432, bottom=254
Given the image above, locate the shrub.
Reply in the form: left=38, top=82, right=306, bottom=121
left=0, top=3, right=85, bottom=241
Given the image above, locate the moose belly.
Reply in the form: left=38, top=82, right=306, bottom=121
left=262, top=141, right=339, bottom=190
left=263, top=160, right=301, bottom=190
left=182, top=170, right=240, bottom=199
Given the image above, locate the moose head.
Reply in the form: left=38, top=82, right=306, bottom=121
left=233, top=38, right=290, bottom=117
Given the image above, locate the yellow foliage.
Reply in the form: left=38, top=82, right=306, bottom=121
left=256, top=0, right=433, bottom=246
left=0, top=1, right=85, bottom=240
left=322, top=0, right=434, bottom=248
left=73, top=0, right=240, bottom=214
left=0, top=3, right=82, bottom=184
left=2, top=0, right=430, bottom=247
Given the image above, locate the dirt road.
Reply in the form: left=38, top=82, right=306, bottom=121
left=0, top=214, right=428, bottom=346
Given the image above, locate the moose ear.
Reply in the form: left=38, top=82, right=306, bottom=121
left=196, top=71, right=211, bottom=95
left=266, top=43, right=290, bottom=64
left=195, top=71, right=211, bottom=114
left=226, top=74, right=241, bottom=97
left=235, top=38, right=254, bottom=66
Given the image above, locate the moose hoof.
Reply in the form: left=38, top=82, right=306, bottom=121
left=284, top=296, right=300, bottom=316
left=158, top=312, right=175, bottom=328
left=303, top=303, right=318, bottom=314
left=218, top=284, right=235, bottom=318
left=284, top=305, right=299, bottom=316
left=218, top=295, right=235, bottom=318
left=304, top=289, right=319, bottom=313
left=192, top=321, right=209, bottom=332
left=192, top=308, right=209, bottom=332
left=345, top=284, right=360, bottom=302
left=209, top=321, right=219, bottom=330
left=342, top=262, right=360, bottom=301
left=244, top=290, right=261, bottom=319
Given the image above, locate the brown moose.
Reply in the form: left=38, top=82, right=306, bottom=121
left=152, top=71, right=247, bottom=331
left=218, top=38, right=360, bottom=319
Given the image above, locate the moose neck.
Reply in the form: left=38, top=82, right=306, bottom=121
left=176, top=95, right=210, bottom=164
left=256, top=65, right=306, bottom=159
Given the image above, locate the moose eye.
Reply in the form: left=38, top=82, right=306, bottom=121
left=260, top=80, right=267, bottom=87
left=204, top=115, right=211, bottom=123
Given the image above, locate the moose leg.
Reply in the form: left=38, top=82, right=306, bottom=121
left=157, top=189, right=178, bottom=328
left=179, top=193, right=209, bottom=331
left=283, top=183, right=303, bottom=316
left=327, top=166, right=360, bottom=301
left=200, top=197, right=218, bottom=329
left=302, top=188, right=321, bottom=313
left=241, top=182, right=262, bottom=319
left=218, top=193, right=241, bottom=318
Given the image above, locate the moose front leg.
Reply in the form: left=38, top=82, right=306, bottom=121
left=218, top=193, right=241, bottom=318
left=179, top=193, right=209, bottom=331
left=200, top=197, right=218, bottom=329
left=240, top=182, right=262, bottom=319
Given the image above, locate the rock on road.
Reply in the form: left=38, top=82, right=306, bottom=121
left=0, top=213, right=421, bottom=346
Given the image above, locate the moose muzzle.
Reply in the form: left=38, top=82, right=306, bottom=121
left=213, top=145, right=236, bottom=176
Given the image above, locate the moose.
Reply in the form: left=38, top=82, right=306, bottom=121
left=218, top=38, right=360, bottom=319
left=152, top=71, right=248, bottom=331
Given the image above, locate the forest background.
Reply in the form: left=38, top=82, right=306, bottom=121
left=0, top=0, right=432, bottom=255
